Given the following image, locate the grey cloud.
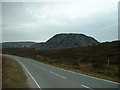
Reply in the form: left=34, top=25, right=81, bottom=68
left=2, top=2, right=118, bottom=42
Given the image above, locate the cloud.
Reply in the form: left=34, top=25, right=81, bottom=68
left=2, top=0, right=118, bottom=42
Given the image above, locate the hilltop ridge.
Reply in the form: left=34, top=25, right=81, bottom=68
left=31, top=33, right=98, bottom=49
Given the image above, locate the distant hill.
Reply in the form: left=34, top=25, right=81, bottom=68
left=2, top=42, right=36, bottom=48
left=2, top=33, right=98, bottom=49
left=31, top=33, right=98, bottom=49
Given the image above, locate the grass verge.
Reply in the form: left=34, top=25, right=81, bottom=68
left=2, top=56, right=29, bottom=88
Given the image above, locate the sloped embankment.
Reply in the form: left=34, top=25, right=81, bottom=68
left=2, top=56, right=29, bottom=88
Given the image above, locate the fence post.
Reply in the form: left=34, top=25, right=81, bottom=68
left=108, top=58, right=109, bottom=67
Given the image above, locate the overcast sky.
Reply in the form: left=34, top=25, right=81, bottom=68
left=1, top=0, right=119, bottom=43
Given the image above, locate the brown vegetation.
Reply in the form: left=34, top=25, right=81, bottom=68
left=2, top=56, right=29, bottom=88
left=3, top=41, right=120, bottom=82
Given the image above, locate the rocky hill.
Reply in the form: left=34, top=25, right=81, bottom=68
left=31, top=33, right=99, bottom=49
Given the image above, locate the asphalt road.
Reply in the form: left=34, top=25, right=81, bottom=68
left=4, top=55, right=119, bottom=89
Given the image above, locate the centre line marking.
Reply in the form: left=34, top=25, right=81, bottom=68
left=81, top=84, right=94, bottom=90
left=49, top=71, right=66, bottom=79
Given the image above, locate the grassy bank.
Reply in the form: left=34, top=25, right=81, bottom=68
left=2, top=56, right=29, bottom=88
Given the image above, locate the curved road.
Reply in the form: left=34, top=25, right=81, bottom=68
left=5, top=55, right=119, bottom=89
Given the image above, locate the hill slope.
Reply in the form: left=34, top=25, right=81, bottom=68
left=31, top=33, right=98, bottom=49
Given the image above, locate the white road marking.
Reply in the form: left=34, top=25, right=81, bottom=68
left=16, top=60, right=41, bottom=89
left=81, top=84, right=94, bottom=90
left=49, top=71, right=66, bottom=79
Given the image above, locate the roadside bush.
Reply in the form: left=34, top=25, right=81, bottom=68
left=92, top=63, right=106, bottom=69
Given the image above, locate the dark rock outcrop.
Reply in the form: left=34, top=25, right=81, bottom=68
left=31, top=33, right=99, bottom=50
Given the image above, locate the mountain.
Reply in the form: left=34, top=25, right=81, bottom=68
left=31, top=33, right=99, bottom=49
left=2, top=42, right=36, bottom=48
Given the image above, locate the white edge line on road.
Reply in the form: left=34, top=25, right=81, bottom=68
left=16, top=60, right=41, bottom=89
left=49, top=71, right=66, bottom=79
left=81, top=84, right=94, bottom=90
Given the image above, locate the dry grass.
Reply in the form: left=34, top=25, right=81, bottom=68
left=2, top=56, right=29, bottom=88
